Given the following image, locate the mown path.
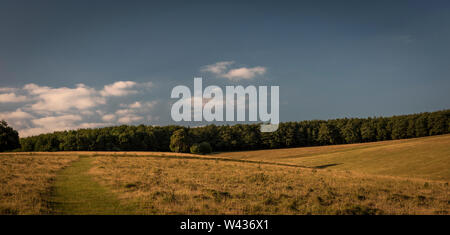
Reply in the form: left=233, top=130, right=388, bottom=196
left=47, top=154, right=309, bottom=215
left=49, top=156, right=134, bottom=215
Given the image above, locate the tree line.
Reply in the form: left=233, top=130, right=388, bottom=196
left=10, top=109, right=450, bottom=153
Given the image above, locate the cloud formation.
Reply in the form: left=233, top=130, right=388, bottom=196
left=101, top=114, right=116, bottom=122
left=100, top=81, right=138, bottom=96
left=201, top=61, right=267, bottom=81
left=0, top=81, right=157, bottom=137
left=115, top=101, right=157, bottom=124
left=0, top=109, right=34, bottom=120
left=0, top=93, right=28, bottom=103
left=222, top=67, right=266, bottom=80
left=31, top=114, right=82, bottom=130
left=24, top=83, right=105, bottom=112
left=201, top=61, right=235, bottom=74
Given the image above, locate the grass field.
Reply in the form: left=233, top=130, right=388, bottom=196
left=0, top=155, right=77, bottom=214
left=0, top=134, right=449, bottom=215
left=214, top=134, right=450, bottom=181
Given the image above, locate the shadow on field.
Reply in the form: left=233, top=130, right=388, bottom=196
left=312, top=163, right=341, bottom=169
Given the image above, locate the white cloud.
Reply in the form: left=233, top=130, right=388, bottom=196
left=18, top=114, right=82, bottom=137
left=32, top=114, right=82, bottom=129
left=0, top=109, right=35, bottom=136
left=100, top=81, right=138, bottom=96
left=19, top=128, right=51, bottom=138
left=102, top=114, right=116, bottom=122
left=114, top=100, right=158, bottom=124
left=201, top=61, right=266, bottom=81
left=0, top=93, right=28, bottom=103
left=80, top=110, right=95, bottom=116
left=222, top=66, right=266, bottom=80
left=78, top=122, right=110, bottom=129
left=201, top=61, right=235, bottom=74
left=25, top=83, right=105, bottom=112
left=27, top=114, right=109, bottom=136
left=115, top=109, right=133, bottom=116
left=118, top=115, right=143, bottom=124
left=23, top=83, right=51, bottom=94
left=129, top=101, right=142, bottom=108
left=0, top=109, right=33, bottom=120
left=118, top=101, right=158, bottom=114
left=1, top=81, right=157, bottom=136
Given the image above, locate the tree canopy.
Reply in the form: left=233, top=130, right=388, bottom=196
left=17, top=109, right=450, bottom=153
left=0, top=120, right=20, bottom=152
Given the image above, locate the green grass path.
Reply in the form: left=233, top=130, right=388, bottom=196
left=49, top=156, right=134, bottom=214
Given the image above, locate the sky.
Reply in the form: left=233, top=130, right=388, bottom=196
left=0, top=0, right=449, bottom=137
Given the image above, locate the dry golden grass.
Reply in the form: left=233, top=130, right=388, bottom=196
left=214, top=134, right=450, bottom=181
left=0, top=154, right=77, bottom=214
left=89, top=156, right=449, bottom=215
left=5, top=151, right=208, bottom=158
left=1, top=134, right=448, bottom=215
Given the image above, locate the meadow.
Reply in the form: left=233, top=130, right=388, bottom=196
left=0, top=155, right=77, bottom=214
left=214, top=134, right=450, bottom=181
left=0, top=134, right=449, bottom=215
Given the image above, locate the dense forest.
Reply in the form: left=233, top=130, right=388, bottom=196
left=11, top=109, right=450, bottom=153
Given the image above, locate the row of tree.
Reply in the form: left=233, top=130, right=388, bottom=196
left=15, top=109, right=450, bottom=152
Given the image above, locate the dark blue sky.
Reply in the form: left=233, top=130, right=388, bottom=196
left=0, top=0, right=449, bottom=136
